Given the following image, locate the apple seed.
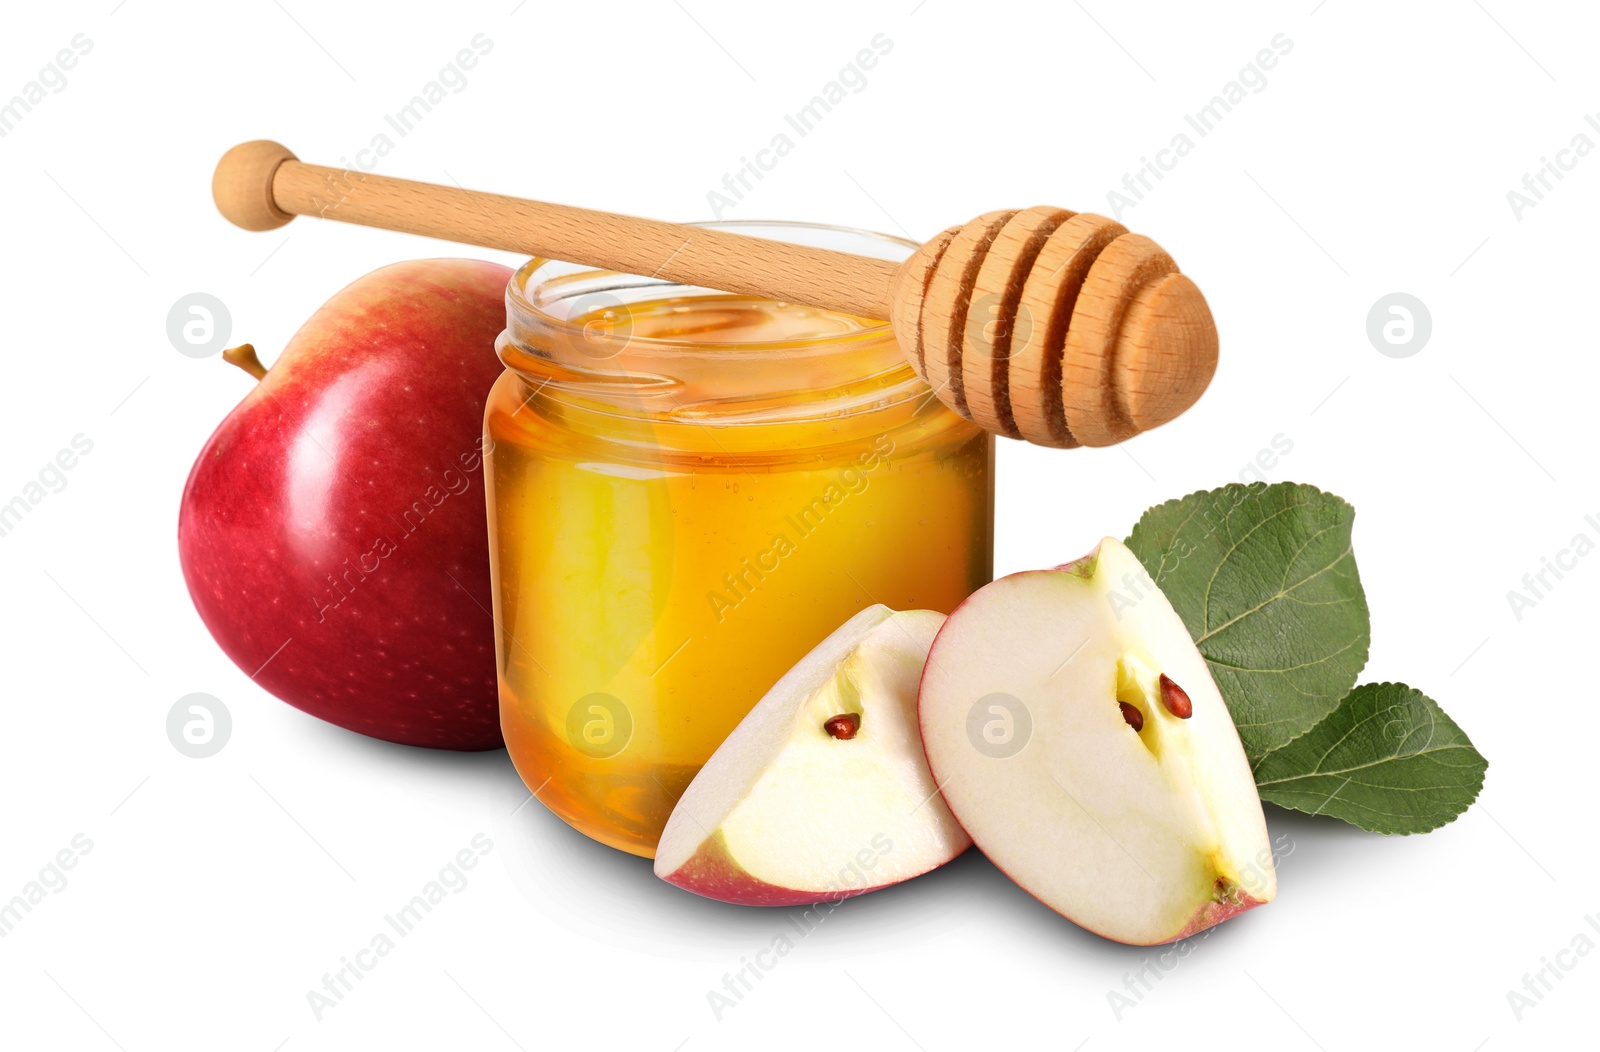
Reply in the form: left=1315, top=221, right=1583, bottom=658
left=1118, top=702, right=1144, bottom=732
left=1159, top=674, right=1193, bottom=719
left=824, top=713, right=861, bottom=740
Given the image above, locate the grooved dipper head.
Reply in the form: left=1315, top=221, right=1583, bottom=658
left=891, top=208, right=1218, bottom=448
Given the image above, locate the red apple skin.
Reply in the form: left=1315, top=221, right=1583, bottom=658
left=178, top=259, right=513, bottom=750
left=661, top=832, right=900, bottom=907
left=1173, top=892, right=1267, bottom=941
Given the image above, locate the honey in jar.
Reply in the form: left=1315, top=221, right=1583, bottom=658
left=485, top=222, right=994, bottom=857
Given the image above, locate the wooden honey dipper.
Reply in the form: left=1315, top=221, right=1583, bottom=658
left=213, top=141, right=1218, bottom=448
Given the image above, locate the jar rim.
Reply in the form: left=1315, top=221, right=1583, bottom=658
left=505, top=220, right=914, bottom=356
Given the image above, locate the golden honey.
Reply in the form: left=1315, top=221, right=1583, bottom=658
left=485, top=223, right=994, bottom=857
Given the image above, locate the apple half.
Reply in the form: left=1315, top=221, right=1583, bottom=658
left=918, top=538, right=1276, bottom=944
left=655, top=606, right=971, bottom=905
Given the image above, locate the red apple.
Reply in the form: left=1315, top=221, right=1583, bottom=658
left=178, top=259, right=513, bottom=750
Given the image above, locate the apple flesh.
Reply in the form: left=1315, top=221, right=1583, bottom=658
left=655, top=606, right=971, bottom=905
left=178, top=259, right=512, bottom=750
left=918, top=538, right=1276, bottom=944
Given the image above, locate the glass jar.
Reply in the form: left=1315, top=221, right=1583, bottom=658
left=485, top=222, right=994, bottom=857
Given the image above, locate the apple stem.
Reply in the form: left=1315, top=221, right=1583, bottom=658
left=222, top=343, right=268, bottom=382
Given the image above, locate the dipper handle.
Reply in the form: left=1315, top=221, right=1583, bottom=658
left=212, top=140, right=899, bottom=319
left=213, top=140, right=1218, bottom=447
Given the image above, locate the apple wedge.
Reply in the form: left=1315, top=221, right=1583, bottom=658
left=918, top=538, right=1276, bottom=945
left=655, top=606, right=970, bottom=905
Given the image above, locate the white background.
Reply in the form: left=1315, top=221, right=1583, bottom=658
left=2, top=1, right=1596, bottom=1048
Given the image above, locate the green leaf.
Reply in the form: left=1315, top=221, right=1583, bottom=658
left=1252, top=683, right=1488, bottom=834
left=1125, top=482, right=1370, bottom=761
